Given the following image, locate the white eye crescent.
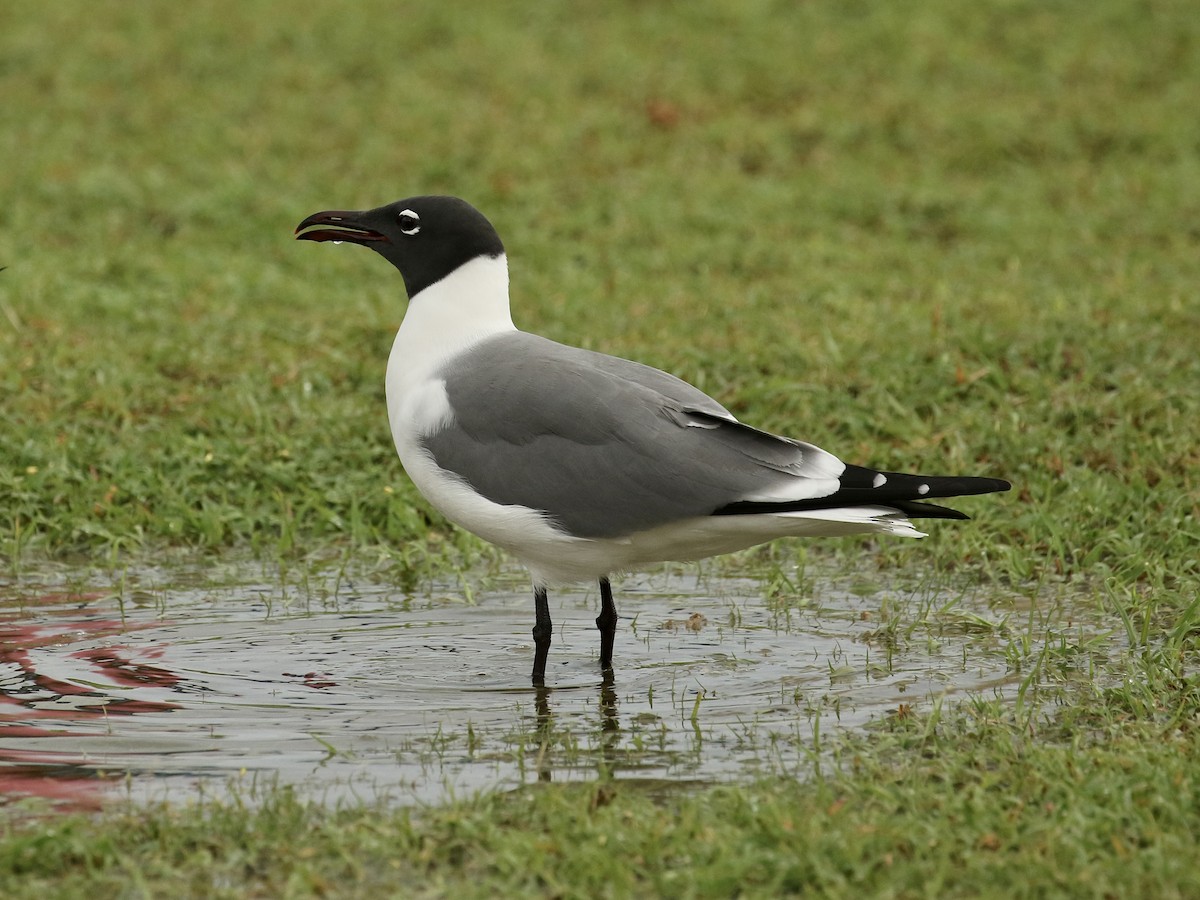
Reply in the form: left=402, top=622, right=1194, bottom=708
left=398, top=209, right=421, bottom=235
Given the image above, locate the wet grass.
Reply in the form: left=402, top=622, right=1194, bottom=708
left=3, top=686, right=1198, bottom=898
left=2, top=0, right=1200, bottom=895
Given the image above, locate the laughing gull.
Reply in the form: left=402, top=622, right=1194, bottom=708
left=296, top=196, right=1010, bottom=684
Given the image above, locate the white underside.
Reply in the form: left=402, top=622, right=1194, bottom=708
left=482, top=501, right=926, bottom=587
left=393, top=437, right=926, bottom=586
left=385, top=254, right=927, bottom=588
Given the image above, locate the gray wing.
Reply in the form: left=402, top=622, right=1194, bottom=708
left=420, top=333, right=844, bottom=539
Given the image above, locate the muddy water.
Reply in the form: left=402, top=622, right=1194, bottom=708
left=0, top=561, right=1057, bottom=810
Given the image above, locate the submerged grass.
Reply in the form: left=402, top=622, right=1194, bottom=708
left=2, top=0, right=1199, bottom=895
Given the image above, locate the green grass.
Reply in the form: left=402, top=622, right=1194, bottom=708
left=2, top=0, right=1199, bottom=895
left=4, top=683, right=1199, bottom=898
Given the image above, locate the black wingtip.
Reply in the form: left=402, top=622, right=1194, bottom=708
left=712, top=469, right=1011, bottom=520
left=888, top=500, right=971, bottom=520
left=962, top=477, right=1011, bottom=495
left=839, top=467, right=1012, bottom=501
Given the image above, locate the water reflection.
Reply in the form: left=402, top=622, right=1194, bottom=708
left=528, top=670, right=622, bottom=785
left=0, top=564, right=1093, bottom=811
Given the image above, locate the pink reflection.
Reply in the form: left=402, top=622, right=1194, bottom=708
left=1, top=592, right=183, bottom=811
left=282, top=670, right=339, bottom=690
left=0, top=764, right=111, bottom=813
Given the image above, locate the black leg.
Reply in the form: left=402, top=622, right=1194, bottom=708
left=596, top=577, right=618, bottom=671
left=532, top=586, right=552, bottom=685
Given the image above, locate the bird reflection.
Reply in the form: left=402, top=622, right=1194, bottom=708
left=598, top=670, right=618, bottom=734
left=534, top=683, right=553, bottom=782
left=534, top=684, right=553, bottom=730
left=528, top=671, right=621, bottom=784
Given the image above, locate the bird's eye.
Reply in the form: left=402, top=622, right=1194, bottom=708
left=398, top=210, right=421, bottom=235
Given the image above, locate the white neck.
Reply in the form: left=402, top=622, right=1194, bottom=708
left=386, top=253, right=516, bottom=393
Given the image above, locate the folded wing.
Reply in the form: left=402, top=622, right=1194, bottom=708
left=421, top=332, right=1009, bottom=539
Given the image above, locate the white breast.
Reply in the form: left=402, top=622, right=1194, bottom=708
left=383, top=254, right=584, bottom=574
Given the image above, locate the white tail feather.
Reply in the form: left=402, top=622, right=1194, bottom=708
left=777, top=505, right=928, bottom=539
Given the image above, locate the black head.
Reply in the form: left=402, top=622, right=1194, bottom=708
left=296, top=196, right=504, bottom=298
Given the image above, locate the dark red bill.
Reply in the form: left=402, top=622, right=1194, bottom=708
left=295, top=210, right=388, bottom=244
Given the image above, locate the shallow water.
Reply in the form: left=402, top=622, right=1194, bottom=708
left=0, top=560, right=1093, bottom=810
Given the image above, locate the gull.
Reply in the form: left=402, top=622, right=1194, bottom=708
left=296, top=196, right=1010, bottom=683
